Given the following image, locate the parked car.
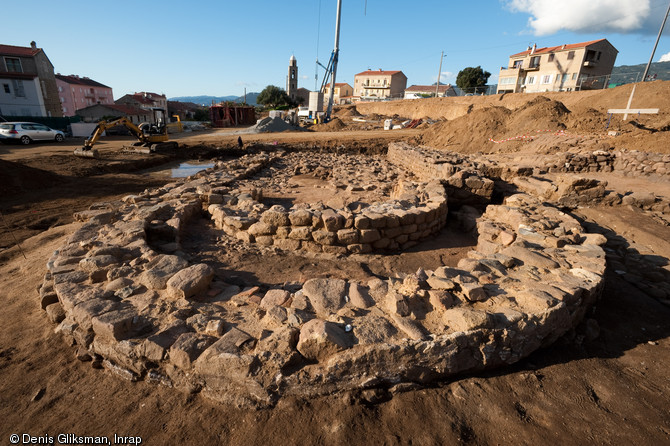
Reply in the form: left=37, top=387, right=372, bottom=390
left=0, top=122, right=65, bottom=145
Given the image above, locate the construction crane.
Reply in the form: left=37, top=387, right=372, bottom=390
left=316, top=0, right=342, bottom=123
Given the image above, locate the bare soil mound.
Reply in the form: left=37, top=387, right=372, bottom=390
left=508, top=96, right=570, bottom=132
left=421, top=106, right=512, bottom=153
left=335, top=105, right=361, bottom=117
left=312, top=117, right=347, bottom=131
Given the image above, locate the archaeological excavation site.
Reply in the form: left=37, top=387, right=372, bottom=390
left=2, top=82, right=670, bottom=444
left=35, top=138, right=620, bottom=408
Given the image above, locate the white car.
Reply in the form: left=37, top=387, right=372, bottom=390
left=0, top=121, right=65, bottom=145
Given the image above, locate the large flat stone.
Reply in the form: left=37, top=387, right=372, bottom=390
left=297, top=319, right=352, bottom=362
left=166, top=263, right=215, bottom=299
left=301, top=278, right=347, bottom=318
left=139, top=254, right=188, bottom=290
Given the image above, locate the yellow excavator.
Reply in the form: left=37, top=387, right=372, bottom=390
left=74, top=109, right=178, bottom=158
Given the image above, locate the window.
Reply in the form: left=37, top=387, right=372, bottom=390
left=530, top=56, right=540, bottom=68
left=526, top=76, right=535, bottom=85
left=513, top=60, right=523, bottom=68
left=2, top=84, right=9, bottom=94
left=499, top=77, right=516, bottom=85
left=5, top=57, right=22, bottom=72
left=561, top=73, right=569, bottom=83
left=12, top=79, right=25, bottom=97
left=541, top=74, right=552, bottom=84
left=548, top=54, right=555, bottom=62
left=567, top=51, right=575, bottom=60
left=63, top=107, right=67, bottom=113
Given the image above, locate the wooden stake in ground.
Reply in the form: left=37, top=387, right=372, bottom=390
left=608, top=84, right=659, bottom=121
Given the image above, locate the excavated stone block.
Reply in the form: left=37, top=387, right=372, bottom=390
left=139, top=254, right=188, bottom=290
left=348, top=282, right=375, bottom=308
left=166, top=263, right=215, bottom=299
left=297, top=319, right=352, bottom=362
left=301, top=278, right=347, bottom=318
left=169, top=332, right=216, bottom=369
left=260, top=289, right=291, bottom=309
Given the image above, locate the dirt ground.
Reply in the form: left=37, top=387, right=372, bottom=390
left=1, top=83, right=669, bottom=445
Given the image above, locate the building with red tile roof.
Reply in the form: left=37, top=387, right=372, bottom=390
left=404, top=84, right=456, bottom=99
left=323, top=82, right=353, bottom=104
left=353, top=69, right=407, bottom=101
left=115, top=92, right=168, bottom=124
left=74, top=103, right=151, bottom=124
left=56, top=74, right=114, bottom=116
left=0, top=41, right=62, bottom=117
left=497, top=39, right=618, bottom=94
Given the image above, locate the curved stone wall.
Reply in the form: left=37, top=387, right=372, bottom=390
left=39, top=149, right=606, bottom=408
left=207, top=179, right=447, bottom=254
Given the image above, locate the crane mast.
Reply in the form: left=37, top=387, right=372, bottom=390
left=324, top=0, right=342, bottom=122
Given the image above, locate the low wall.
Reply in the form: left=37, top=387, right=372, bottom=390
left=207, top=180, right=447, bottom=254
left=613, top=149, right=670, bottom=177
left=544, top=149, right=670, bottom=178
left=387, top=142, right=494, bottom=206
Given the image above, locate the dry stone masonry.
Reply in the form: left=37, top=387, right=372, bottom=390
left=40, top=147, right=608, bottom=408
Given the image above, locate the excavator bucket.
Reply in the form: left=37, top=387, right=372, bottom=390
left=73, top=147, right=99, bottom=158
left=151, top=141, right=179, bottom=151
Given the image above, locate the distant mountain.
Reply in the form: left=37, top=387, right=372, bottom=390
left=169, top=93, right=259, bottom=106
left=611, top=61, right=670, bottom=83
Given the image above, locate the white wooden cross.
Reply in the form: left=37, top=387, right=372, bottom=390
left=607, top=84, right=659, bottom=121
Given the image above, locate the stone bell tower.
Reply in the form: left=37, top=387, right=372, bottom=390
left=287, top=55, right=298, bottom=102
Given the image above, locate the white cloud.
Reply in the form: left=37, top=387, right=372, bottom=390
left=506, top=0, right=652, bottom=35
left=660, top=52, right=670, bottom=62
left=437, top=71, right=455, bottom=84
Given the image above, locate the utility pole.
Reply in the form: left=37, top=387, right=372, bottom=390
left=435, top=51, right=444, bottom=97
left=642, top=1, right=670, bottom=82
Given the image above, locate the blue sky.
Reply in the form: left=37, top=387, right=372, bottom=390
left=3, top=0, right=669, bottom=98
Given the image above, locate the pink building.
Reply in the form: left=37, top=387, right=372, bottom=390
left=55, top=74, right=114, bottom=117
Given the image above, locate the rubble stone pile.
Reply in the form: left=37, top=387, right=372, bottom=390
left=38, top=145, right=608, bottom=407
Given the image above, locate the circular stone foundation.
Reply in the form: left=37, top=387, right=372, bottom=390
left=40, top=145, right=607, bottom=408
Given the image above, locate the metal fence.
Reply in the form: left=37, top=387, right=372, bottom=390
left=356, top=70, right=655, bottom=103
left=0, top=115, right=80, bottom=131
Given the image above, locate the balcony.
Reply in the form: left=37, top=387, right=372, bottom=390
left=583, top=60, right=598, bottom=67
left=499, top=67, right=521, bottom=77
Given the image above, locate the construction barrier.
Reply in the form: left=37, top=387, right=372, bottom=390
left=487, top=129, right=583, bottom=144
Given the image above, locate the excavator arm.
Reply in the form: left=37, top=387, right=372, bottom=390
left=74, top=110, right=176, bottom=158
left=82, top=117, right=148, bottom=151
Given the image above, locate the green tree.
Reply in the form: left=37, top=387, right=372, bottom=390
left=193, top=108, right=209, bottom=121
left=257, top=85, right=292, bottom=108
left=456, top=66, right=491, bottom=94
